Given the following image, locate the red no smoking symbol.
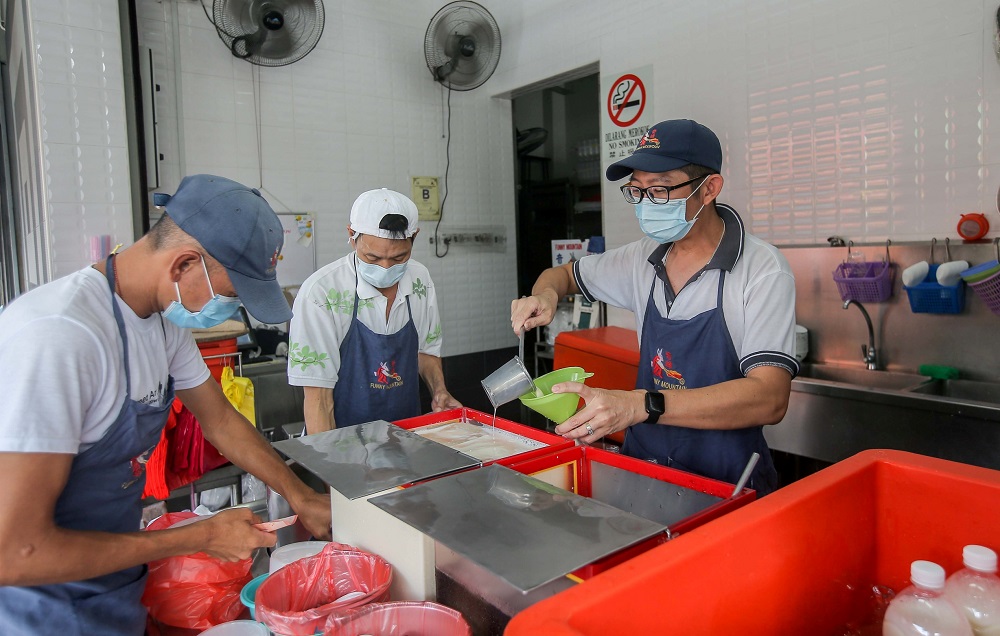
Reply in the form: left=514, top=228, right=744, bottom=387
left=607, top=74, right=646, bottom=127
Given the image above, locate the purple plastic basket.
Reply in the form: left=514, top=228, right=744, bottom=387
left=832, top=261, right=895, bottom=303
left=968, top=269, right=1000, bottom=316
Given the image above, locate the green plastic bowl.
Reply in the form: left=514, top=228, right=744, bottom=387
left=240, top=572, right=268, bottom=620
left=519, top=367, right=594, bottom=424
left=961, top=260, right=1000, bottom=283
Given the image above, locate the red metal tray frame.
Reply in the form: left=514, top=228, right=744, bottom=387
left=507, top=444, right=755, bottom=580
left=393, top=407, right=573, bottom=467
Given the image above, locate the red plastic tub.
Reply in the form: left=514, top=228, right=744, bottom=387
left=324, top=601, right=471, bottom=635
left=255, top=544, right=391, bottom=636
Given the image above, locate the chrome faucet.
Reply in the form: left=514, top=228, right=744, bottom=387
left=842, top=300, right=878, bottom=370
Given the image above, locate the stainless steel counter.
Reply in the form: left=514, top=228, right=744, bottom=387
left=765, top=364, right=1000, bottom=470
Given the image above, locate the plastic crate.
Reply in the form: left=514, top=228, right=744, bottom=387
left=904, top=264, right=966, bottom=314
left=968, top=269, right=1000, bottom=316
left=832, top=261, right=895, bottom=303
left=506, top=444, right=755, bottom=580
left=506, top=450, right=1000, bottom=636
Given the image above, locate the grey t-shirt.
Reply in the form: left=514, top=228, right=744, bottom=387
left=573, top=204, right=799, bottom=377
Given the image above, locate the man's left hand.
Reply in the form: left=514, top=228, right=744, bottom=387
left=552, top=383, right=645, bottom=442
left=292, top=491, right=332, bottom=541
left=431, top=390, right=462, bottom=412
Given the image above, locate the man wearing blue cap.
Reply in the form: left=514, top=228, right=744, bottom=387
left=511, top=120, right=798, bottom=496
left=0, top=175, right=332, bottom=634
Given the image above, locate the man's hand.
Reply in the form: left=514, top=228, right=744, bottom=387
left=511, top=290, right=559, bottom=335
left=199, top=508, right=276, bottom=562
left=551, top=383, right=646, bottom=442
left=431, top=390, right=462, bottom=412
left=292, top=491, right=332, bottom=541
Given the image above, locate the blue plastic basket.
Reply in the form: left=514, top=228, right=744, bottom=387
left=903, top=264, right=966, bottom=314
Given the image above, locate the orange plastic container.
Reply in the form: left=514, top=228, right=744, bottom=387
left=553, top=327, right=639, bottom=444
left=197, top=338, right=238, bottom=382
left=506, top=450, right=1000, bottom=635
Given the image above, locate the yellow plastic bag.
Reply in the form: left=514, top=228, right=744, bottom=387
left=221, top=366, right=256, bottom=427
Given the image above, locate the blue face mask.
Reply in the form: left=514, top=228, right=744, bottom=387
left=635, top=177, right=708, bottom=244
left=162, top=256, right=242, bottom=329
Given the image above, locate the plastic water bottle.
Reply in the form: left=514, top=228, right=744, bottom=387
left=944, top=546, right=1000, bottom=636
left=883, top=560, right=973, bottom=636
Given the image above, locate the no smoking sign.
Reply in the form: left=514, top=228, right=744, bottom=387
left=607, top=74, right=646, bottom=128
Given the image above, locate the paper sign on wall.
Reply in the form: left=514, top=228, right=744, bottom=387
left=551, top=239, right=589, bottom=268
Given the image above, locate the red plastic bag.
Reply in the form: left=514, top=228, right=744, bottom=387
left=256, top=543, right=392, bottom=635
left=141, top=512, right=253, bottom=630
left=324, top=601, right=471, bottom=635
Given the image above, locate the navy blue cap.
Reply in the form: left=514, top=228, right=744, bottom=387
left=606, top=119, right=723, bottom=181
left=153, top=175, right=291, bottom=324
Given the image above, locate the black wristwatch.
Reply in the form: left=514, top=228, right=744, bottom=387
left=644, top=391, right=665, bottom=424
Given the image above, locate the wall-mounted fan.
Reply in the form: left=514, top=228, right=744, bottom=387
left=212, top=0, right=325, bottom=67
left=424, top=1, right=501, bottom=91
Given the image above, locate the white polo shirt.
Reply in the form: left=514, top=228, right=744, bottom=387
left=0, top=267, right=210, bottom=454
left=287, top=253, right=443, bottom=389
left=573, top=204, right=799, bottom=377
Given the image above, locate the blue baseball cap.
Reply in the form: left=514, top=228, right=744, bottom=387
left=153, top=175, right=291, bottom=324
left=606, top=119, right=723, bottom=181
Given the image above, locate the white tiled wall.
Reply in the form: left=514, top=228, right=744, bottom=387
left=488, top=0, right=1000, bottom=328
left=30, top=0, right=133, bottom=279
left=127, top=0, right=998, bottom=349
left=137, top=0, right=518, bottom=357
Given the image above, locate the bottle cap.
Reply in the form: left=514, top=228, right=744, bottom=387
left=963, top=545, right=998, bottom=573
left=911, top=560, right=946, bottom=589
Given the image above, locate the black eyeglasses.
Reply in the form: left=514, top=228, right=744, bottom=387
left=620, top=176, right=709, bottom=204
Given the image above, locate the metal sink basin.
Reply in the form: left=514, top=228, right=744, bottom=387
left=908, top=379, right=1000, bottom=406
left=794, top=363, right=930, bottom=391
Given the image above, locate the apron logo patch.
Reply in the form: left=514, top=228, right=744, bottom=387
left=651, top=348, right=685, bottom=387
left=122, top=444, right=156, bottom=489
left=371, top=360, right=404, bottom=389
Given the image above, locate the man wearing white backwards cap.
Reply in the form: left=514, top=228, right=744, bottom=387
left=288, top=188, right=461, bottom=433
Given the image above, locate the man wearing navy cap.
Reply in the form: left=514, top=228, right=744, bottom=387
left=512, top=120, right=798, bottom=496
left=0, top=175, right=332, bottom=634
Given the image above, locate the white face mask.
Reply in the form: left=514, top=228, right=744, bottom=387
left=352, top=235, right=409, bottom=289
left=634, top=177, right=709, bottom=244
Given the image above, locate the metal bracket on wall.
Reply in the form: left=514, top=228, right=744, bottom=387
left=429, top=226, right=507, bottom=252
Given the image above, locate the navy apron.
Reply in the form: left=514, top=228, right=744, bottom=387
left=622, top=270, right=778, bottom=496
left=0, top=255, right=175, bottom=635
left=333, top=265, right=421, bottom=427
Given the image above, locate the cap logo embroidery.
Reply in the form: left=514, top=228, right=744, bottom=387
left=636, top=128, right=660, bottom=150
left=267, top=245, right=281, bottom=273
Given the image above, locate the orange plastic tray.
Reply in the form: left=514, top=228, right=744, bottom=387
left=506, top=450, right=1000, bottom=635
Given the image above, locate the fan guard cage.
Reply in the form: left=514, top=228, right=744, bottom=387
left=214, top=0, right=325, bottom=67
left=424, top=1, right=501, bottom=91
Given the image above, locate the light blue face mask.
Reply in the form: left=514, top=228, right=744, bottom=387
left=162, top=256, right=242, bottom=329
left=356, top=258, right=408, bottom=289
left=352, top=235, right=409, bottom=289
left=635, top=177, right=709, bottom=244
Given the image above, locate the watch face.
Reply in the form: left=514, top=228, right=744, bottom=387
left=646, top=391, right=665, bottom=415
